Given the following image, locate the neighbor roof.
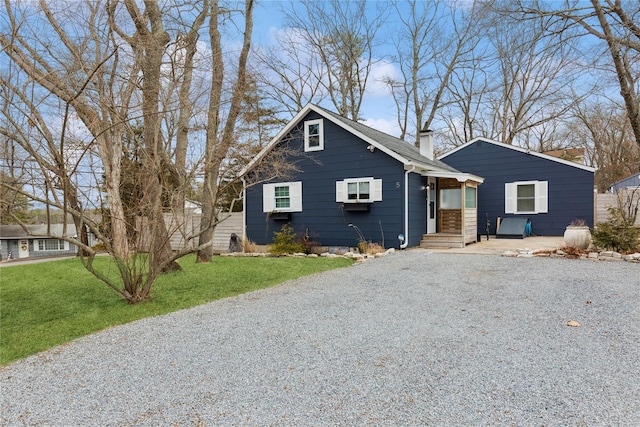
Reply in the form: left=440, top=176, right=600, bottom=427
left=0, top=224, right=77, bottom=239
left=439, top=137, right=596, bottom=173
left=609, top=173, right=640, bottom=192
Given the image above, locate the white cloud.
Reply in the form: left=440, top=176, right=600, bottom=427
left=366, top=59, right=401, bottom=98
left=362, top=117, right=401, bottom=138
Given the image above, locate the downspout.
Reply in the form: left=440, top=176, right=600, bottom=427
left=241, top=177, right=247, bottom=251
left=400, top=166, right=415, bottom=249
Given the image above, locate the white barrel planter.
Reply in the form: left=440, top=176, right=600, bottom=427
left=563, top=226, right=592, bottom=250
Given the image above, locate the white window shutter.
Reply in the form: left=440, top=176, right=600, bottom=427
left=505, top=182, right=516, bottom=213
left=372, top=179, right=383, bottom=201
left=536, top=181, right=548, bottom=213
left=290, top=181, right=303, bottom=212
left=262, top=184, right=274, bottom=212
left=336, top=180, right=345, bottom=202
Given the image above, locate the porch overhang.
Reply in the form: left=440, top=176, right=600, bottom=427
left=404, top=162, right=483, bottom=184
left=424, top=171, right=484, bottom=184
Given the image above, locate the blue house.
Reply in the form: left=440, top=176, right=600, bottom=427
left=241, top=104, right=483, bottom=250
left=439, top=138, right=596, bottom=237
left=609, top=173, right=640, bottom=193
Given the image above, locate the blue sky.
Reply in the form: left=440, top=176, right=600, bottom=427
left=251, top=0, right=406, bottom=137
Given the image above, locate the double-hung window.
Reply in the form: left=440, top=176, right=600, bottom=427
left=304, top=119, right=324, bottom=152
left=263, top=181, right=302, bottom=212
left=347, top=181, right=370, bottom=201
left=274, top=186, right=290, bottom=209
left=505, top=181, right=548, bottom=214
left=336, top=178, right=382, bottom=203
left=516, top=184, right=535, bottom=212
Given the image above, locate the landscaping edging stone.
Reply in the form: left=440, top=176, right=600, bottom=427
left=502, top=248, right=640, bottom=263
left=223, top=246, right=639, bottom=263
left=221, top=248, right=396, bottom=261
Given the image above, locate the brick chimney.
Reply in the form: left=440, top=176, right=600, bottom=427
left=419, top=125, right=433, bottom=160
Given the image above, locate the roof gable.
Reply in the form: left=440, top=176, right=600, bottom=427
left=439, top=137, right=596, bottom=173
left=610, top=173, right=640, bottom=190
left=241, top=103, right=460, bottom=176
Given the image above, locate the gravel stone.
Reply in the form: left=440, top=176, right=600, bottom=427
left=1, top=252, right=639, bottom=426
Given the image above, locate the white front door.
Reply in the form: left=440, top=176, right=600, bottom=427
left=18, top=239, right=29, bottom=258
left=427, top=177, right=437, bottom=234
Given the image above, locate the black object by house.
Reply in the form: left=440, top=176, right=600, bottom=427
left=496, top=217, right=530, bottom=239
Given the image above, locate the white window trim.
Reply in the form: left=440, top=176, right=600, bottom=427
left=304, top=119, right=324, bottom=152
left=34, top=239, right=69, bottom=252
left=505, top=180, right=548, bottom=214
left=336, top=177, right=382, bottom=203
left=263, top=181, right=303, bottom=213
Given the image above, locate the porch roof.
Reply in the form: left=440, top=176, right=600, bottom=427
left=420, top=170, right=484, bottom=184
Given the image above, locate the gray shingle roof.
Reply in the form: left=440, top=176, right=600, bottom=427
left=0, top=224, right=77, bottom=239
left=316, top=105, right=460, bottom=173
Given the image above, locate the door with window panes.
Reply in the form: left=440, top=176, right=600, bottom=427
left=427, top=177, right=437, bottom=234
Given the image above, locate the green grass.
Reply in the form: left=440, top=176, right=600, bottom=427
left=0, top=255, right=352, bottom=365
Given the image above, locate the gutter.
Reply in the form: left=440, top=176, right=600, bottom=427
left=400, top=165, right=415, bottom=249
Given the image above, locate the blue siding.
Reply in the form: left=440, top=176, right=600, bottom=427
left=246, top=111, right=419, bottom=249
left=407, top=173, right=427, bottom=247
left=442, top=140, right=594, bottom=236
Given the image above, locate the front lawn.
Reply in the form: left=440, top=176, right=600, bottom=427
left=0, top=255, right=352, bottom=365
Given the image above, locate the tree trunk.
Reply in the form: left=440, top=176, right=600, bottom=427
left=197, top=0, right=254, bottom=262
left=173, top=2, right=209, bottom=212
left=591, top=0, right=640, bottom=149
left=128, top=0, right=180, bottom=277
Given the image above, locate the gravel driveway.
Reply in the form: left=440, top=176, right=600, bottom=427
left=1, top=252, right=639, bottom=426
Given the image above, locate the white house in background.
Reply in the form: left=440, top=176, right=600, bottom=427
left=0, top=224, right=94, bottom=260
left=609, top=174, right=640, bottom=193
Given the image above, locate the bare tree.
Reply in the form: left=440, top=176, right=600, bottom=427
left=164, top=1, right=210, bottom=212
left=440, top=47, right=491, bottom=148
left=564, top=102, right=640, bottom=192
left=0, top=133, right=30, bottom=224
left=489, top=12, right=583, bottom=147
left=385, top=0, right=483, bottom=144
left=108, top=0, right=184, bottom=277
left=1, top=0, right=134, bottom=261
left=0, top=0, right=231, bottom=302
left=508, top=0, right=640, bottom=149
left=197, top=0, right=254, bottom=263
left=274, top=0, right=388, bottom=120
left=253, top=26, right=326, bottom=116
left=437, top=4, right=584, bottom=150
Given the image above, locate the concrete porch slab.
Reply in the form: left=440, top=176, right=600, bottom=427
left=413, top=235, right=565, bottom=255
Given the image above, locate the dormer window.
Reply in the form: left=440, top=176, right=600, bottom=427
left=304, top=119, right=324, bottom=152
